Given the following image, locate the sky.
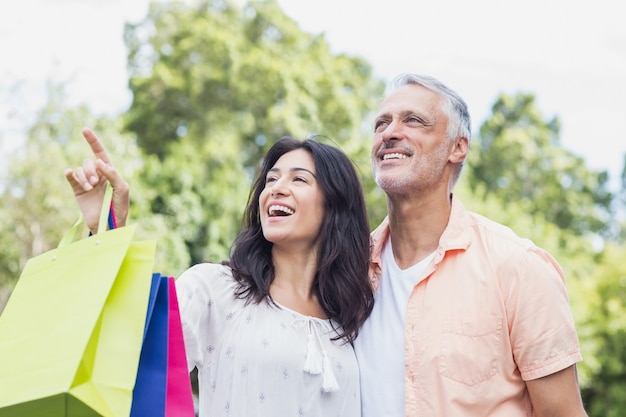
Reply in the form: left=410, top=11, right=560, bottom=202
left=1, top=0, right=624, bottom=189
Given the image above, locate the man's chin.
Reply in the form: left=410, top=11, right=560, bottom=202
left=374, top=174, right=412, bottom=193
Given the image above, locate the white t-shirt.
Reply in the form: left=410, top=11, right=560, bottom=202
left=354, top=237, right=435, bottom=417
left=175, top=263, right=361, bottom=417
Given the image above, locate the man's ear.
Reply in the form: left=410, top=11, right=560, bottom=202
left=449, top=137, right=469, bottom=163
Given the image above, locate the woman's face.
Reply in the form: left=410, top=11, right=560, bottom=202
left=259, top=149, right=326, bottom=251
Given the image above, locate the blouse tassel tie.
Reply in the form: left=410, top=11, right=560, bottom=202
left=297, top=319, right=340, bottom=393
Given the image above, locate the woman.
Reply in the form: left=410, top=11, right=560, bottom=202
left=65, top=128, right=374, bottom=416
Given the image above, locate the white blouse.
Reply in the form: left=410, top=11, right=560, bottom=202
left=176, top=263, right=361, bottom=417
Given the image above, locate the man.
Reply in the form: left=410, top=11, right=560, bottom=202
left=354, top=73, right=588, bottom=416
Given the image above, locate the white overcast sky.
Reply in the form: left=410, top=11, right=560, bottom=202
left=1, top=0, right=624, bottom=189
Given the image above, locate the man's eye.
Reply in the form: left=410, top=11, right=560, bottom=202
left=374, top=121, right=387, bottom=132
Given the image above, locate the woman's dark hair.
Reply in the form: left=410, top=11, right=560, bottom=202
left=224, top=136, right=373, bottom=343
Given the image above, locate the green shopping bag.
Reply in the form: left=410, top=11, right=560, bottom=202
left=0, top=185, right=156, bottom=417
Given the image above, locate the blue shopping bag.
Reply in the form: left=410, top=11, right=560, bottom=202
left=130, top=273, right=194, bottom=417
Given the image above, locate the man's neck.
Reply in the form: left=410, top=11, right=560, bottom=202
left=386, top=193, right=452, bottom=269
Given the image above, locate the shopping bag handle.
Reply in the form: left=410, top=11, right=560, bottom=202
left=96, top=182, right=117, bottom=233
left=58, top=182, right=115, bottom=248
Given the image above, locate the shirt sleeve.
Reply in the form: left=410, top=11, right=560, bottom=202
left=176, top=263, right=234, bottom=372
left=505, top=246, right=583, bottom=381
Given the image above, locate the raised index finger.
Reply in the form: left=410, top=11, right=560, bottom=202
left=82, top=127, right=111, bottom=164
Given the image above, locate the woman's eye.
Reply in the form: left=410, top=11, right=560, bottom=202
left=265, top=177, right=277, bottom=184
left=294, top=177, right=307, bottom=183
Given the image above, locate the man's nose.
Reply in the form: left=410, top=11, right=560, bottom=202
left=381, top=119, right=402, bottom=143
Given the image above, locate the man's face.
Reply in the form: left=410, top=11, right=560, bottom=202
left=371, top=84, right=454, bottom=195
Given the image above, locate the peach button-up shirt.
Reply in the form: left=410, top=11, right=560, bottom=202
left=366, top=197, right=582, bottom=417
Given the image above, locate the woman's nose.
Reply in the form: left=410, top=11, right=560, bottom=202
left=270, top=178, right=289, bottom=197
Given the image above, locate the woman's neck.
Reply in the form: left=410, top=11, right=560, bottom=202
left=269, top=247, right=326, bottom=318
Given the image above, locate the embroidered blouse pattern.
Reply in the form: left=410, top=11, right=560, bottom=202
left=176, top=263, right=360, bottom=417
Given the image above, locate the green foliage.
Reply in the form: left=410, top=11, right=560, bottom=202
left=122, top=0, right=384, bottom=263
left=577, top=243, right=626, bottom=416
left=0, top=85, right=191, bottom=313
left=616, top=155, right=626, bottom=242
left=0, top=88, right=102, bottom=290
left=467, top=93, right=613, bottom=238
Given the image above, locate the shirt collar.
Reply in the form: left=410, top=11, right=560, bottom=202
left=368, top=194, right=472, bottom=287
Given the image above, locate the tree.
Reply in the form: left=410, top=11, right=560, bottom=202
left=467, top=93, right=613, bottom=238
left=614, top=154, right=626, bottom=242
left=122, top=0, right=385, bottom=263
left=0, top=85, right=189, bottom=312
left=0, top=87, right=97, bottom=290
left=576, top=242, right=626, bottom=417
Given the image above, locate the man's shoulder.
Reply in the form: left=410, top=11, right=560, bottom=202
left=462, top=209, right=536, bottom=251
left=458, top=210, right=564, bottom=276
